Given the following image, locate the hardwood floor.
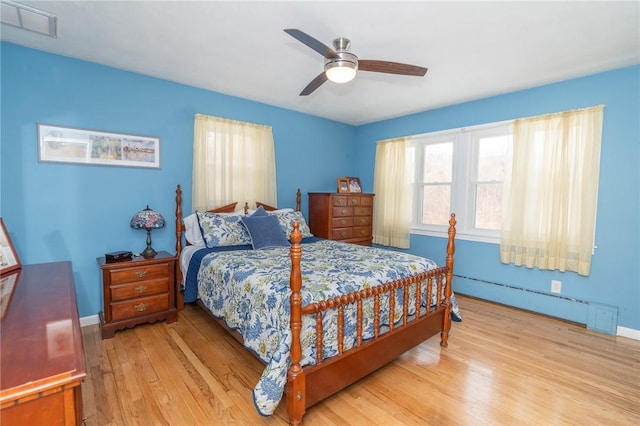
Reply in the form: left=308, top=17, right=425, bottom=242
left=81, top=295, right=640, bottom=425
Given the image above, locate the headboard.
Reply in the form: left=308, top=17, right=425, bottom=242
left=174, top=184, right=302, bottom=309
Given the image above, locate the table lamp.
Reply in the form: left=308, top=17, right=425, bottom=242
left=130, top=205, right=165, bottom=258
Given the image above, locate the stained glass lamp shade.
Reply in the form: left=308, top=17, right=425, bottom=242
left=130, top=205, right=165, bottom=258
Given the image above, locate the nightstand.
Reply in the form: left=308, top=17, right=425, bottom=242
left=97, top=251, right=177, bottom=339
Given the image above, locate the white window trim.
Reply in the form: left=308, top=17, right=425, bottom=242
left=410, top=119, right=513, bottom=244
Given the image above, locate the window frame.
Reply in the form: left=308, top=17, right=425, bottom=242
left=410, top=119, right=513, bottom=244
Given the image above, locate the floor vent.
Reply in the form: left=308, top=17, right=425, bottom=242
left=586, top=303, right=618, bottom=335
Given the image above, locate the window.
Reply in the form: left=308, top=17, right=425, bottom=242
left=192, top=114, right=277, bottom=211
left=411, top=121, right=513, bottom=243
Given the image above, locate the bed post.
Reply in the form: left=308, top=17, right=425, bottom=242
left=440, top=213, right=456, bottom=347
left=286, top=222, right=305, bottom=425
left=175, top=184, right=185, bottom=310
left=295, top=188, right=301, bottom=212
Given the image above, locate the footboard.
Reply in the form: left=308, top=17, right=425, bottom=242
left=286, top=214, right=456, bottom=425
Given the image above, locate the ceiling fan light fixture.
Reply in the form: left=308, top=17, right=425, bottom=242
left=324, top=52, right=358, bottom=83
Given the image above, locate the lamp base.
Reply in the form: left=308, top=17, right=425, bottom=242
left=141, top=246, right=157, bottom=258
left=141, top=228, right=157, bottom=258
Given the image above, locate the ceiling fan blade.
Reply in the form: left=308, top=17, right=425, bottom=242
left=284, top=29, right=337, bottom=59
left=358, top=60, right=428, bottom=76
left=300, top=72, right=328, bottom=96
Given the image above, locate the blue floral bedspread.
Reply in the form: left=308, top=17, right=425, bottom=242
left=184, top=239, right=459, bottom=415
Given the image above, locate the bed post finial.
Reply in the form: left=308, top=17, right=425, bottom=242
left=296, top=188, right=301, bottom=212
left=441, top=213, right=456, bottom=347
left=286, top=221, right=305, bottom=425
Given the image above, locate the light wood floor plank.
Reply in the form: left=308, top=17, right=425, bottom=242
left=81, top=295, right=640, bottom=425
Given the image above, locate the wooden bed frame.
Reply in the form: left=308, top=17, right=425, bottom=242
left=174, top=184, right=456, bottom=425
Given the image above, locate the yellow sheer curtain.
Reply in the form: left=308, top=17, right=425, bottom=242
left=192, top=114, right=277, bottom=211
left=373, top=137, right=412, bottom=248
left=500, top=105, right=604, bottom=276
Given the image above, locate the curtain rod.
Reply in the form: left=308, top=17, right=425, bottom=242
left=194, top=113, right=272, bottom=130
left=519, top=104, right=605, bottom=122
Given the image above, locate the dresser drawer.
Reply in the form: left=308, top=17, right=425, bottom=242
left=354, top=206, right=372, bottom=216
left=331, top=228, right=354, bottom=240
left=354, top=215, right=372, bottom=226
left=110, top=278, right=169, bottom=301
left=111, top=293, right=169, bottom=321
left=353, top=226, right=372, bottom=239
left=332, top=196, right=350, bottom=207
left=109, top=263, right=171, bottom=284
left=332, top=217, right=354, bottom=228
left=360, top=196, right=373, bottom=207
left=332, top=206, right=354, bottom=217
left=347, top=196, right=361, bottom=206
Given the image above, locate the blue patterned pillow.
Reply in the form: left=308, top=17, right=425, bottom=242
left=271, top=210, right=313, bottom=239
left=241, top=214, right=289, bottom=249
left=196, top=211, right=251, bottom=248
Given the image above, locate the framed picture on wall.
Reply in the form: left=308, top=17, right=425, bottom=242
left=0, top=218, right=21, bottom=275
left=347, top=177, right=362, bottom=193
left=38, top=123, right=161, bottom=169
left=337, top=178, right=350, bottom=193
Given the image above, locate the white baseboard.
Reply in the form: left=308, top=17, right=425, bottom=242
left=80, top=314, right=100, bottom=327
left=617, top=326, right=640, bottom=340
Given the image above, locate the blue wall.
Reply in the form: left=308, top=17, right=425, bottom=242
left=2, top=43, right=638, bottom=333
left=1, top=43, right=355, bottom=317
left=356, top=66, right=640, bottom=331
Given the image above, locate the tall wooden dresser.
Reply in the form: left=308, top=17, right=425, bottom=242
left=308, top=192, right=374, bottom=246
left=0, top=261, right=86, bottom=426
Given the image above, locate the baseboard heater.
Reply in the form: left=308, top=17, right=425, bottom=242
left=453, top=274, right=618, bottom=335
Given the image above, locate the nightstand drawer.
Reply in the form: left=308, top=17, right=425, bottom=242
left=111, top=293, right=169, bottom=321
left=110, top=278, right=169, bottom=301
left=110, top=263, right=170, bottom=284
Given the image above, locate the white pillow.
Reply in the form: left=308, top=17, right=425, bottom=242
left=184, top=213, right=204, bottom=246
left=246, top=207, right=294, bottom=215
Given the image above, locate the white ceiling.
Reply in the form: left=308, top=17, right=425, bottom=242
left=2, top=1, right=639, bottom=125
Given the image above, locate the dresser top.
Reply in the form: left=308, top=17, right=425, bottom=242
left=0, top=261, right=86, bottom=401
left=308, top=192, right=374, bottom=196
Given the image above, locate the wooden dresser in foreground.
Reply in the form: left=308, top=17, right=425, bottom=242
left=0, top=261, right=86, bottom=426
left=97, top=251, right=177, bottom=339
left=308, top=192, right=374, bottom=246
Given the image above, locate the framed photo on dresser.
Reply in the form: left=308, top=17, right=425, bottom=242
left=0, top=218, right=21, bottom=274
left=337, top=178, right=350, bottom=193
left=347, top=177, right=362, bottom=193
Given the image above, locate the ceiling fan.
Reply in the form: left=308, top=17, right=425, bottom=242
left=284, top=28, right=428, bottom=96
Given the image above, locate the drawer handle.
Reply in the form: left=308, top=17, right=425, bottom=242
left=135, top=303, right=148, bottom=312
left=359, top=230, right=367, bottom=235
left=135, top=271, right=147, bottom=278
left=339, top=231, right=347, bottom=237
left=135, top=285, right=148, bottom=293
left=341, top=209, right=347, bottom=215
left=340, top=220, right=347, bottom=225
